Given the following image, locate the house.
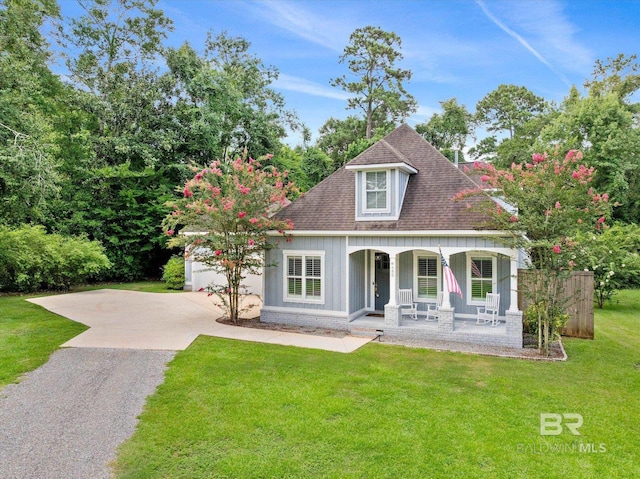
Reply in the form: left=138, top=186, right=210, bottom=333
left=261, top=124, right=523, bottom=348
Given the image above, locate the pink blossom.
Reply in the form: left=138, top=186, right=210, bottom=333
left=214, top=250, right=222, bottom=256
left=555, top=201, right=561, bottom=209
left=602, top=193, right=609, bottom=202
left=597, top=216, right=605, bottom=224
left=238, top=211, right=246, bottom=219
left=577, top=219, right=583, bottom=224
left=509, top=215, right=518, bottom=222
left=166, top=229, right=174, bottom=236
left=194, top=172, right=203, bottom=181
left=480, top=175, right=490, bottom=183
left=572, top=171, right=579, bottom=179
left=553, top=245, right=561, bottom=254
left=238, top=185, right=251, bottom=195
left=565, top=150, right=576, bottom=161
left=249, top=217, right=259, bottom=224
left=183, top=187, right=193, bottom=198
left=248, top=239, right=255, bottom=246
left=532, top=153, right=546, bottom=164
left=569, top=260, right=576, bottom=267
left=265, top=153, right=274, bottom=159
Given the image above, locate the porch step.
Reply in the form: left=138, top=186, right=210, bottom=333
left=350, top=327, right=383, bottom=338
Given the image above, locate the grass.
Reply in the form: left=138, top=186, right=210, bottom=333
left=0, top=294, right=87, bottom=389
left=73, top=281, right=184, bottom=294
left=0, top=281, right=179, bottom=389
left=111, top=290, right=640, bottom=478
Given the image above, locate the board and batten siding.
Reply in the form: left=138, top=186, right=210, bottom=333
left=348, top=236, right=505, bottom=249
left=264, top=236, right=347, bottom=312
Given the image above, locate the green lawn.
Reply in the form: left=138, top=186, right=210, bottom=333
left=112, top=291, right=640, bottom=479
left=0, top=294, right=87, bottom=389
left=0, top=281, right=178, bottom=388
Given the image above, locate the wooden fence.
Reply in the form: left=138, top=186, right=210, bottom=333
left=517, top=270, right=594, bottom=339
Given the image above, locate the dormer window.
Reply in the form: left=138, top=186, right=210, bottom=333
left=365, top=171, right=389, bottom=212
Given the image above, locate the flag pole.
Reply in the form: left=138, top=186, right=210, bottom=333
left=439, top=246, right=451, bottom=308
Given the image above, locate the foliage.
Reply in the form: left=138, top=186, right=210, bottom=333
left=574, top=224, right=640, bottom=307
left=540, top=88, right=640, bottom=223
left=162, top=256, right=185, bottom=290
left=164, top=157, right=297, bottom=322
left=415, top=98, right=474, bottom=162
left=331, top=26, right=416, bottom=139
left=0, top=224, right=110, bottom=292
left=165, top=32, right=298, bottom=161
left=0, top=0, right=64, bottom=224
left=113, top=294, right=640, bottom=478
left=460, top=149, right=611, bottom=354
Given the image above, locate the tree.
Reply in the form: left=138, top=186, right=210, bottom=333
left=0, top=0, right=64, bottom=224
left=331, top=26, right=417, bottom=139
left=475, top=84, right=546, bottom=139
left=540, top=91, right=640, bottom=222
left=575, top=224, right=640, bottom=308
left=458, top=149, right=612, bottom=354
left=166, top=32, right=298, bottom=162
left=415, top=98, right=473, bottom=162
left=164, top=157, right=298, bottom=322
left=585, top=53, right=640, bottom=111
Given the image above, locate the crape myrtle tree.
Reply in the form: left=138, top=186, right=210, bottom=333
left=163, top=156, right=297, bottom=323
left=457, top=149, right=612, bottom=355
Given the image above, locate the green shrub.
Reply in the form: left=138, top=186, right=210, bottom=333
left=162, top=256, right=185, bottom=290
left=0, top=225, right=111, bottom=292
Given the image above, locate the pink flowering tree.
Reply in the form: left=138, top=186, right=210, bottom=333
left=458, top=149, right=612, bottom=354
left=163, top=156, right=297, bottom=323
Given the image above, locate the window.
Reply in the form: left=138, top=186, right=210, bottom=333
left=284, top=251, right=324, bottom=303
left=415, top=256, right=438, bottom=300
left=365, top=171, right=388, bottom=211
left=468, top=256, right=495, bottom=302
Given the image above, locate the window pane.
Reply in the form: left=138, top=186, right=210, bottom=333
left=418, top=278, right=437, bottom=299
left=472, top=258, right=493, bottom=279
left=367, top=191, right=386, bottom=209
left=376, top=172, right=386, bottom=189
left=288, top=278, right=302, bottom=296
left=471, top=279, right=493, bottom=301
left=366, top=172, right=378, bottom=190
left=306, top=257, right=321, bottom=277
left=306, top=278, right=321, bottom=297
left=288, top=257, right=302, bottom=276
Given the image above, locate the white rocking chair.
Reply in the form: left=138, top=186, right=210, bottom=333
left=476, top=293, right=500, bottom=326
left=425, top=292, right=444, bottom=322
left=398, top=289, right=418, bottom=320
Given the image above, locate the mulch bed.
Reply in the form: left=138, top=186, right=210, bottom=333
left=217, top=317, right=566, bottom=360
left=216, top=316, right=348, bottom=338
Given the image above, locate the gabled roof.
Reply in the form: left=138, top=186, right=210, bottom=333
left=276, top=124, right=489, bottom=231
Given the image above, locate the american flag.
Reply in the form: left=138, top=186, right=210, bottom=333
left=440, top=250, right=463, bottom=298
left=471, top=260, right=482, bottom=278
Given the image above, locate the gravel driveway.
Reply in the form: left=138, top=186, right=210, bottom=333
left=0, top=348, right=175, bottom=479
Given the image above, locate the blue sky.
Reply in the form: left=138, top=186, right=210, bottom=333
left=59, top=0, right=640, bottom=146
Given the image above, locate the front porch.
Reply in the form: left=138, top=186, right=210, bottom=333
left=348, top=308, right=522, bottom=349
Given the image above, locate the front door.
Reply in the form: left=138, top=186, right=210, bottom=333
left=374, top=252, right=390, bottom=311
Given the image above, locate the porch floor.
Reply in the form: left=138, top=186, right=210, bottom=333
left=349, top=312, right=507, bottom=335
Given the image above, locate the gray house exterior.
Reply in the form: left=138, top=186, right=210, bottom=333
left=261, top=125, right=523, bottom=348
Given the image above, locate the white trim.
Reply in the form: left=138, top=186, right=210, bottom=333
left=362, top=170, right=391, bottom=214
left=282, top=250, right=325, bottom=304
left=261, top=305, right=347, bottom=318
left=345, top=162, right=417, bottom=174
left=269, top=229, right=510, bottom=237
left=466, top=253, right=498, bottom=306
left=412, top=252, right=441, bottom=302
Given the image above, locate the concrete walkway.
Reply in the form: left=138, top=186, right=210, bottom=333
left=29, top=289, right=371, bottom=353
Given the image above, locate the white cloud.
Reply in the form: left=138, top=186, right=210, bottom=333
left=273, top=73, right=350, bottom=101
left=248, top=0, right=349, bottom=52
left=475, top=0, right=572, bottom=87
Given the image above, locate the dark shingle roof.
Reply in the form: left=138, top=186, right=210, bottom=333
left=277, top=124, right=488, bottom=231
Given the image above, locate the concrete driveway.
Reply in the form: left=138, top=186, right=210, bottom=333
left=29, top=289, right=371, bottom=353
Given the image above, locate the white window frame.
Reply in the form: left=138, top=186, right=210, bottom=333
left=283, top=250, right=325, bottom=304
left=412, top=252, right=440, bottom=302
left=362, top=170, right=390, bottom=213
left=466, top=253, right=497, bottom=305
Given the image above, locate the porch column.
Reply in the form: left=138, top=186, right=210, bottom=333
left=441, top=252, right=451, bottom=309
left=508, top=257, right=519, bottom=312
left=388, top=253, right=398, bottom=306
